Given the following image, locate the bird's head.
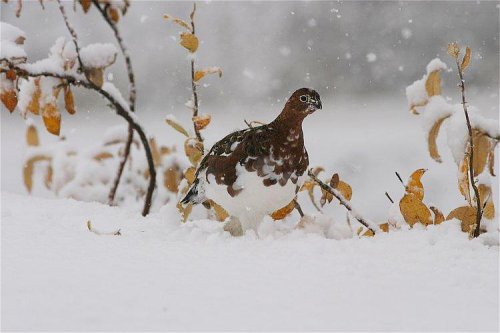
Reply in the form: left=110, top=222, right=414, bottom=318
left=286, top=88, right=322, bottom=116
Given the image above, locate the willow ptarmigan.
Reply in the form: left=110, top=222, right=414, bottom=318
left=181, top=88, right=322, bottom=235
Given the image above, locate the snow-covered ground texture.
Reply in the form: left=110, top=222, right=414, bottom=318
left=1, top=192, right=498, bottom=331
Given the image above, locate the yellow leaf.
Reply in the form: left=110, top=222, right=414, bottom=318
left=208, top=200, right=229, bottom=222
left=362, top=229, right=375, bottom=237
left=164, top=164, right=182, bottom=193
left=194, top=67, right=223, bottom=82
left=458, top=156, right=471, bottom=205
left=430, top=206, right=445, bottom=225
left=428, top=116, right=450, bottom=162
left=23, top=155, right=50, bottom=193
left=27, top=80, right=41, bottom=115
left=399, top=193, right=432, bottom=227
left=271, top=200, right=296, bottom=220
left=149, top=137, right=161, bottom=166
left=379, top=222, right=389, bottom=232
left=472, top=130, right=490, bottom=176
left=184, top=166, right=196, bottom=184
left=447, top=42, right=460, bottom=59
left=184, top=138, right=204, bottom=166
left=405, top=168, right=426, bottom=201
left=64, top=87, right=76, bottom=115
left=488, top=141, right=497, bottom=176
left=163, top=14, right=192, bottom=32
left=460, top=47, right=471, bottom=72
left=1, top=90, right=17, bottom=112
left=337, top=180, right=353, bottom=201
left=86, top=67, right=104, bottom=88
left=180, top=33, right=198, bottom=53
left=165, top=117, right=189, bottom=137
left=26, top=124, right=39, bottom=146
left=193, top=114, right=211, bottom=131
left=425, top=70, right=441, bottom=97
left=478, top=184, right=495, bottom=220
left=93, top=152, right=113, bottom=162
left=41, top=103, right=61, bottom=136
left=446, top=206, right=477, bottom=233
left=177, top=201, right=193, bottom=223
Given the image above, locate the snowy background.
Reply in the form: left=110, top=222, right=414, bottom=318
left=1, top=1, right=499, bottom=331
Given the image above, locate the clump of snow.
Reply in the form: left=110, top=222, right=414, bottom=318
left=80, top=43, right=118, bottom=69
left=0, top=21, right=27, bottom=61
left=425, top=58, right=447, bottom=73
left=406, top=58, right=448, bottom=110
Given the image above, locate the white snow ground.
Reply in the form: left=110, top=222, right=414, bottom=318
left=1, top=192, right=499, bottom=331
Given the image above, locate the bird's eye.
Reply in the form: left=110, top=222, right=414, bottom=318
left=299, top=95, right=308, bottom=102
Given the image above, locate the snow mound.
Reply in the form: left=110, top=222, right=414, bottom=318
left=1, top=192, right=498, bottom=331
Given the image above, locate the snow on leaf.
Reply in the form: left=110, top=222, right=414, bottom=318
left=192, top=114, right=211, bottom=131
left=405, top=168, right=426, bottom=201
left=271, top=200, right=295, bottom=220
left=430, top=206, right=445, bottom=225
left=194, top=67, right=223, bottom=82
left=447, top=42, right=460, bottom=59
left=425, top=70, right=441, bottom=97
left=184, top=138, right=204, bottom=166
left=80, top=43, right=118, bottom=69
left=461, top=47, right=471, bottom=72
left=41, top=103, right=61, bottom=136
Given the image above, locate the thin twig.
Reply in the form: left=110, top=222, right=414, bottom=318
left=91, top=0, right=137, bottom=205
left=454, top=57, right=483, bottom=237
left=189, top=3, right=202, bottom=142
left=385, top=191, right=394, bottom=204
left=395, top=171, right=405, bottom=187
left=307, top=169, right=376, bottom=234
left=293, top=199, right=305, bottom=217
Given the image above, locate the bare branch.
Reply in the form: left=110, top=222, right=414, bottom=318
left=385, top=191, right=394, bottom=204
left=91, top=0, right=137, bottom=205
left=293, top=199, right=305, bottom=217
left=307, top=169, right=377, bottom=234
left=454, top=55, right=483, bottom=238
left=189, top=3, right=202, bottom=142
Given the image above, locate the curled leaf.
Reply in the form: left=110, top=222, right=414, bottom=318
left=180, top=33, right=198, bottom=53
left=447, top=42, right=460, bottom=59
left=430, top=206, right=445, bottom=225
left=425, top=70, right=441, bottom=97
left=472, top=131, right=490, bottom=176
left=460, top=47, right=471, bottom=72
left=458, top=156, right=471, bottom=205
left=163, top=14, right=192, bottom=32
left=193, top=114, right=211, bottom=131
left=428, top=116, right=450, bottom=162
left=184, top=138, right=204, bottom=165
left=23, top=155, right=50, bottom=192
left=271, top=200, right=296, bottom=220
left=194, top=67, right=223, bottom=82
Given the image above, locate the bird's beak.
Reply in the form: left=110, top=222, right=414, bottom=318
left=310, top=98, right=322, bottom=111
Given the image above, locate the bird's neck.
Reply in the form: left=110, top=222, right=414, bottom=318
left=271, top=107, right=305, bottom=135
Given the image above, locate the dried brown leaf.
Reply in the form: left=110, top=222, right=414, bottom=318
left=405, top=168, right=426, bottom=201
left=80, top=0, right=91, bottom=13
left=149, top=137, right=161, bottom=166
left=44, top=164, right=53, bottom=189
left=163, top=14, right=192, bottom=32
left=447, top=42, right=460, bottom=59
left=399, top=193, right=432, bottom=227
left=26, top=124, right=39, bottom=146
left=472, top=131, right=490, bottom=176
left=446, top=206, right=477, bottom=233
left=271, top=200, right=296, bottom=220
left=425, top=70, right=441, bottom=97
left=458, top=156, right=471, bottom=205
left=184, top=138, right=204, bottom=166
left=184, top=166, right=196, bottom=184
left=478, top=184, right=495, bottom=220
left=193, top=114, right=211, bottom=131
left=86, top=67, right=104, bottom=88
left=1, top=90, right=17, bottom=113
left=460, top=47, right=471, bottom=72
left=166, top=118, right=189, bottom=137
left=28, top=80, right=41, bottom=115
left=430, top=206, right=445, bottom=225
left=41, top=103, right=61, bottom=136
left=194, top=67, right=223, bottom=82
left=428, top=116, right=450, bottom=162
left=93, top=152, right=113, bottom=161
left=488, top=141, right=497, bottom=176
left=107, top=6, right=120, bottom=23
left=180, top=33, right=198, bottom=53
left=23, top=155, right=50, bottom=192
left=164, top=164, right=182, bottom=192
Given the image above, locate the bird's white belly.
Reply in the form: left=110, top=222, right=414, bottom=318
left=200, top=168, right=303, bottom=227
